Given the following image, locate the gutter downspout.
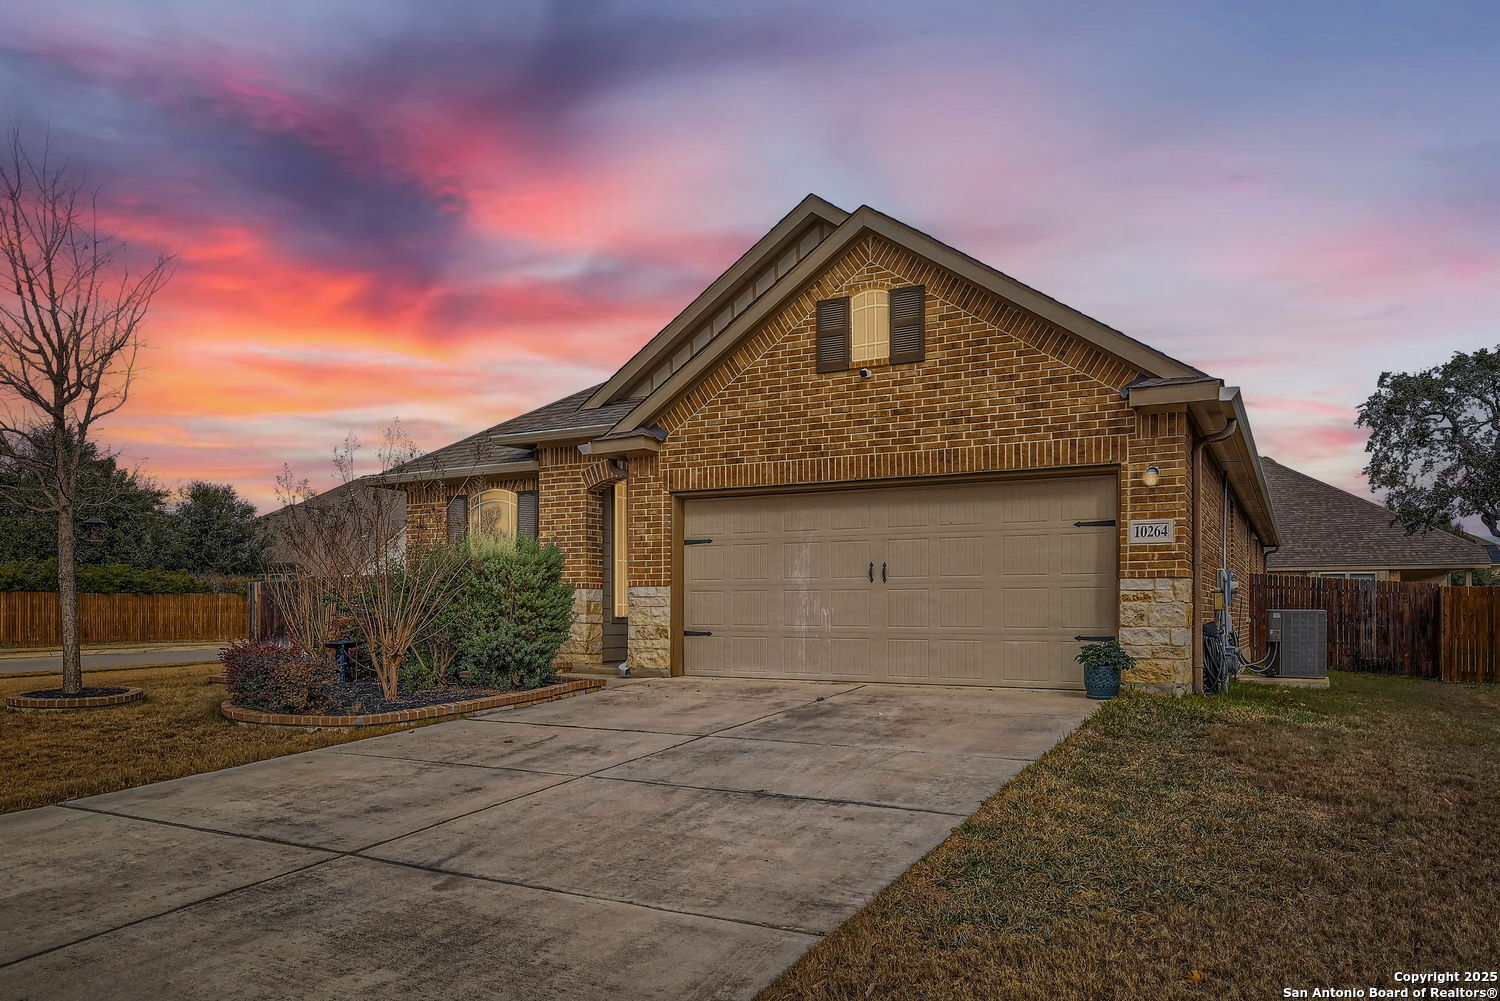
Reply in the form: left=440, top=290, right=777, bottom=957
left=1191, top=418, right=1238, bottom=695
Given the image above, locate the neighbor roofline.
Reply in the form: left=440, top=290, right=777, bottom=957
left=1269, top=562, right=1490, bottom=571
left=582, top=194, right=850, bottom=410
left=608, top=205, right=1207, bottom=436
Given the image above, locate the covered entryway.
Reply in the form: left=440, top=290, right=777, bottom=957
left=682, top=474, right=1117, bottom=688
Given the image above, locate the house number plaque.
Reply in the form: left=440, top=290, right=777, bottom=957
left=1128, top=519, right=1175, bottom=544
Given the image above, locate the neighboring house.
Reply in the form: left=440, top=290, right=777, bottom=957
left=258, top=477, right=407, bottom=572
left=381, top=195, right=1281, bottom=695
left=1260, top=457, right=1499, bottom=584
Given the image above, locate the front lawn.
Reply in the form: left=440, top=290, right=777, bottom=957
left=1, top=663, right=410, bottom=814
left=759, top=673, right=1500, bottom=1000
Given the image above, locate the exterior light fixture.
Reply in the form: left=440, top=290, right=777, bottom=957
left=1141, top=466, right=1161, bottom=488
left=81, top=517, right=106, bottom=544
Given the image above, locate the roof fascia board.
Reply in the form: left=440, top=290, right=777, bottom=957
left=582, top=194, right=849, bottom=410
left=614, top=206, right=1204, bottom=434
left=487, top=424, right=614, bottom=447
left=577, top=434, right=662, bottom=458
left=1127, top=379, right=1222, bottom=409
left=372, top=460, right=539, bottom=486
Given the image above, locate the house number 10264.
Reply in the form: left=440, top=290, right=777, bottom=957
left=1128, top=520, right=1175, bottom=544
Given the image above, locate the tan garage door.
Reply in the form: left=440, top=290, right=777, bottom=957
left=682, top=475, right=1116, bottom=688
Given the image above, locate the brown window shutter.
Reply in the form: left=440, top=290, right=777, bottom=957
left=517, top=490, right=538, bottom=538
left=445, top=495, right=468, bottom=544
left=888, top=285, right=926, bottom=364
left=815, top=297, right=850, bottom=373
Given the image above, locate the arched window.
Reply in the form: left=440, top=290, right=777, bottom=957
left=469, top=489, right=518, bottom=538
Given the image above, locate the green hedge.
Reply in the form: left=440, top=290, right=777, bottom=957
left=0, top=561, right=243, bottom=594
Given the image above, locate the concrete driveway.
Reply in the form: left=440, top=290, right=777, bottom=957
left=0, top=677, right=1094, bottom=1000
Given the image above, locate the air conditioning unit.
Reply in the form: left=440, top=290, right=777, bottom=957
left=1267, top=609, right=1327, bottom=679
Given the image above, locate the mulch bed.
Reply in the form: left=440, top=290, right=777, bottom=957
left=317, top=680, right=501, bottom=716
left=17, top=686, right=131, bottom=699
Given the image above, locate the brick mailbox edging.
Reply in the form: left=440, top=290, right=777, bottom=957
left=7, top=687, right=145, bottom=709
left=220, top=677, right=606, bottom=727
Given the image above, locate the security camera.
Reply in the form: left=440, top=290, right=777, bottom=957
left=858, top=368, right=872, bottom=378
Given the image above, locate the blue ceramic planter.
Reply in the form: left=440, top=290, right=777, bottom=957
left=1083, top=664, right=1122, bottom=700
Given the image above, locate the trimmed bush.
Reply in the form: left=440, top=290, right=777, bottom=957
left=221, top=639, right=339, bottom=714
left=450, top=534, right=572, bottom=691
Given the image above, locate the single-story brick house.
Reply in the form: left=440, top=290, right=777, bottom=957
left=381, top=196, right=1280, bottom=695
left=1260, top=457, right=1499, bottom=584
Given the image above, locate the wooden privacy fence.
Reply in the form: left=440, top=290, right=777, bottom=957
left=1442, top=586, right=1500, bottom=684
left=0, top=592, right=247, bottom=648
left=1247, top=574, right=1498, bottom=683
left=246, top=580, right=288, bottom=642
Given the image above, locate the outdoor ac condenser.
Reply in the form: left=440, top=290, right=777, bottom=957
left=1267, top=609, right=1328, bottom=679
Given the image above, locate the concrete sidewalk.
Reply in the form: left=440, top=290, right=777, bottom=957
left=0, top=677, right=1094, bottom=1000
left=0, top=644, right=222, bottom=676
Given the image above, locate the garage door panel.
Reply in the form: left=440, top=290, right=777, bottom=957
left=935, top=536, right=982, bottom=577
left=886, top=588, right=929, bottom=628
left=684, top=475, right=1115, bottom=689
left=884, top=538, right=931, bottom=578
left=827, top=588, right=870, bottom=628
left=1060, top=532, right=1112, bottom=575
left=938, top=588, right=984, bottom=629
left=1000, top=534, right=1052, bottom=575
left=828, top=540, right=872, bottom=578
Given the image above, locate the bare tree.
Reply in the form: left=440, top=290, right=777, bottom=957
left=267, top=426, right=466, bottom=700
left=0, top=127, right=173, bottom=694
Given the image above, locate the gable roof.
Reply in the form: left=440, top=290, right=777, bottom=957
left=602, top=202, right=1206, bottom=435
left=1261, top=457, right=1496, bottom=570
left=583, top=194, right=849, bottom=409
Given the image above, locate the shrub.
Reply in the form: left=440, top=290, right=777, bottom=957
left=221, top=639, right=339, bottom=714
left=450, top=534, right=572, bottom=691
left=0, top=560, right=232, bottom=594
left=1075, top=640, right=1135, bottom=673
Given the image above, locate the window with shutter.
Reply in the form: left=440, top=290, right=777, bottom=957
left=469, top=489, right=518, bottom=537
left=445, top=495, right=468, bottom=545
left=815, top=296, right=850, bottom=373
left=888, top=285, right=926, bottom=364
left=849, top=289, right=889, bottom=363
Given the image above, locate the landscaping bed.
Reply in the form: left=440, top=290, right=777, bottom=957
left=6, top=686, right=144, bottom=709
left=757, top=672, right=1500, bottom=1001
left=220, top=677, right=603, bottom=727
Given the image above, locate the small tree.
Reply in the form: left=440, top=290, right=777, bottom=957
left=1358, top=346, right=1500, bottom=539
left=268, top=426, right=466, bottom=700
left=0, top=128, right=172, bottom=694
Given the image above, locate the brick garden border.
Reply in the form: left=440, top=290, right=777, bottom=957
left=220, top=677, right=605, bottom=727
left=6, top=687, right=144, bottom=709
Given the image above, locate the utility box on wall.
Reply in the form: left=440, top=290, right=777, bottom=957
left=1268, top=609, right=1328, bottom=679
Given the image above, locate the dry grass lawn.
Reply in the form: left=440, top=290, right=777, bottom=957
left=759, top=673, right=1500, bottom=1001
left=1, top=663, right=409, bottom=814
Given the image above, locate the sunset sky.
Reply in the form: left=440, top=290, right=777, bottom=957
left=3, top=1, right=1497, bottom=517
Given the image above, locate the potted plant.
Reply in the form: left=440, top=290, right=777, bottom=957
left=1075, top=640, right=1134, bottom=700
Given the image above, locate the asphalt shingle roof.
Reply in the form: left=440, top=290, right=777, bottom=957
left=1261, top=457, right=1494, bottom=570
left=388, top=384, right=640, bottom=478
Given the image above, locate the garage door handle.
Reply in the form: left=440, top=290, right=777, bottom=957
left=684, top=630, right=712, bottom=637
left=868, top=562, right=874, bottom=582
left=1073, top=520, right=1116, bottom=527
left=881, top=562, right=887, bottom=583
left=1074, top=635, right=1116, bottom=642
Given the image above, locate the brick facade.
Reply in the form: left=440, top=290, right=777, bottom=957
left=403, top=231, right=1272, bottom=692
